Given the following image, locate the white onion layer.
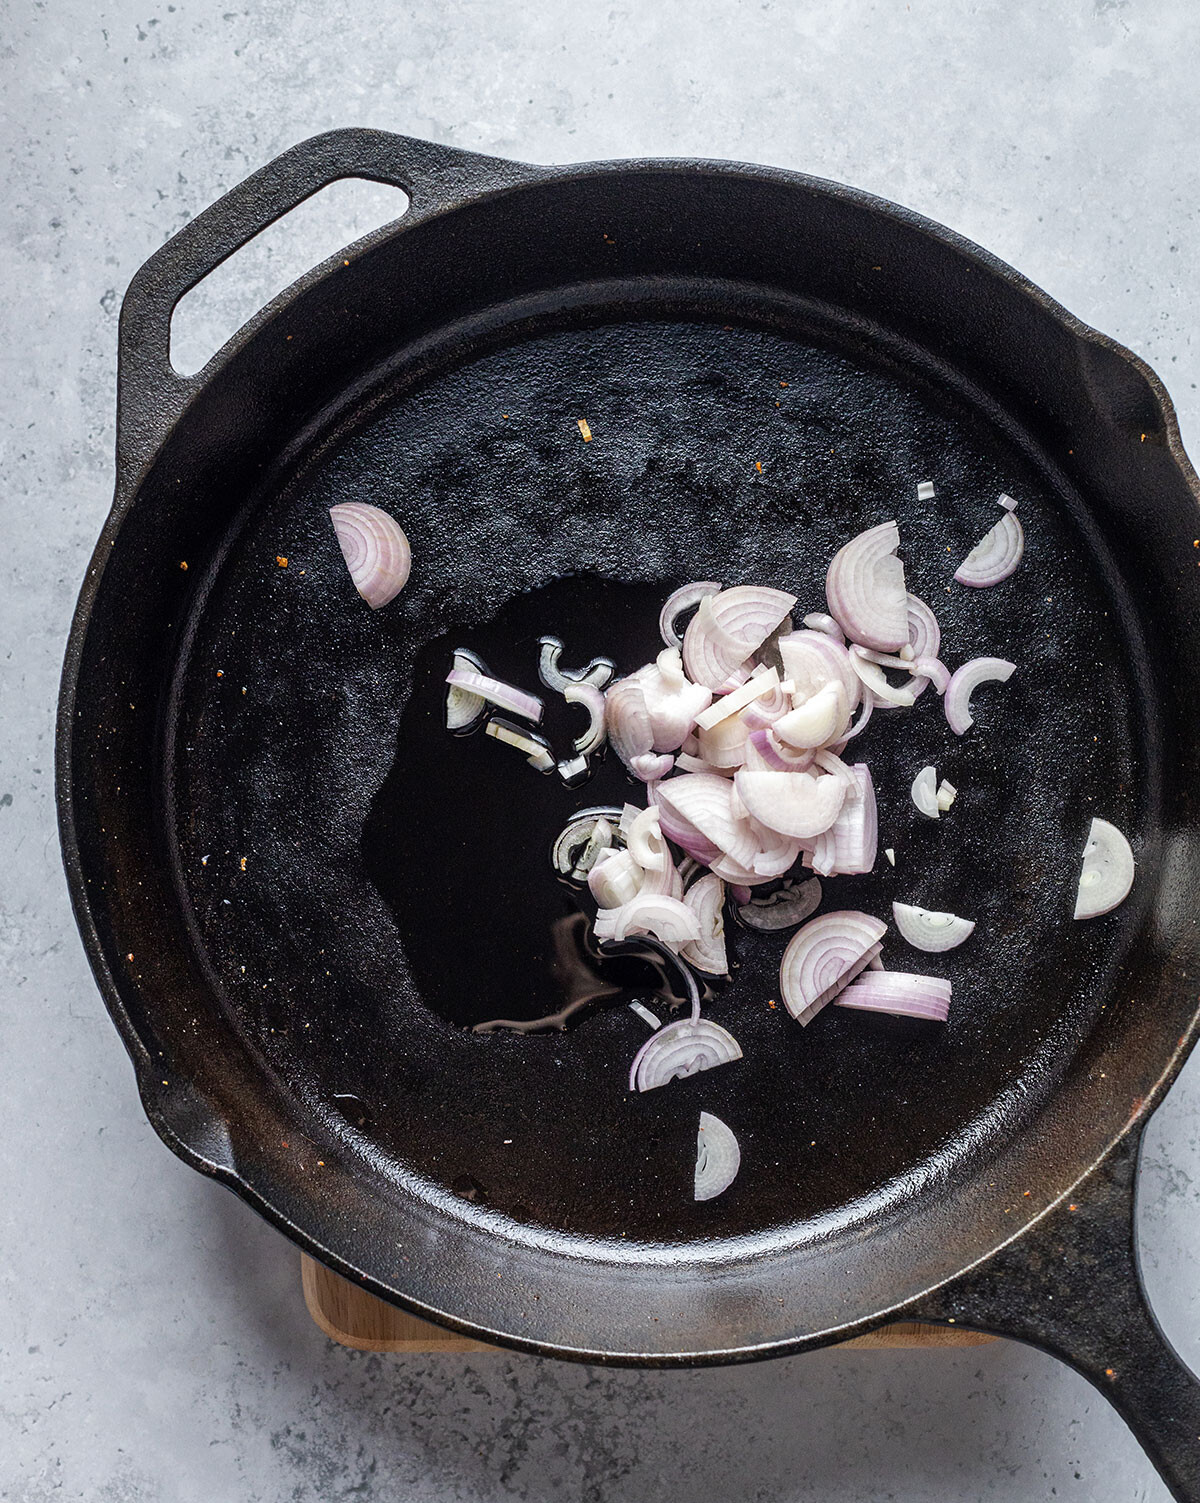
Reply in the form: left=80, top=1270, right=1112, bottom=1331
left=944, top=657, right=1016, bottom=735
left=694, top=1112, right=740, bottom=1201
left=892, top=901, right=975, bottom=952
left=1074, top=817, right=1135, bottom=920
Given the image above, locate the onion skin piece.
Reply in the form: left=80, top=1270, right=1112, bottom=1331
left=944, top=657, right=1016, bottom=735
left=628, top=1017, right=742, bottom=1092
left=779, top=909, right=888, bottom=1024
left=892, top=901, right=975, bottom=952
left=825, top=520, right=908, bottom=652
left=329, top=502, right=411, bottom=610
left=955, top=510, right=1025, bottom=588
left=1074, top=816, right=1135, bottom=919
left=694, top=1111, right=740, bottom=1201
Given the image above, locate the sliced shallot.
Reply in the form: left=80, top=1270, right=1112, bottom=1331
left=774, top=682, right=850, bottom=749
left=626, top=805, right=667, bottom=872
left=911, top=765, right=940, bottom=820
left=892, top=901, right=975, bottom=952
left=694, top=1111, right=740, bottom=1201
left=563, top=680, right=607, bottom=755
left=834, top=970, right=952, bottom=1022
left=329, top=502, right=411, bottom=610
left=1074, top=817, right=1135, bottom=920
left=446, top=668, right=544, bottom=724
left=849, top=647, right=915, bottom=708
left=484, top=716, right=555, bottom=771
left=444, top=648, right=490, bottom=734
left=779, top=909, right=888, bottom=1025
left=944, top=657, right=1016, bottom=735
left=588, top=848, right=645, bottom=909
left=629, top=1017, right=743, bottom=1092
left=825, top=519, right=908, bottom=652
left=537, top=636, right=615, bottom=692
left=660, top=582, right=722, bottom=649
left=682, top=585, right=797, bottom=690
left=613, top=893, right=702, bottom=945
left=955, top=502, right=1025, bottom=588
left=810, top=764, right=876, bottom=876
left=734, top=769, right=846, bottom=840
left=737, top=876, right=822, bottom=931
left=656, top=774, right=760, bottom=868
left=681, top=873, right=728, bottom=975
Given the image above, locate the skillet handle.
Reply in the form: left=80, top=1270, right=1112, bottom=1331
left=910, top=1131, right=1200, bottom=1503
left=115, top=127, right=524, bottom=485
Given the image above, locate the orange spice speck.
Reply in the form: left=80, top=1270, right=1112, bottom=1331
left=126, top=953, right=134, bottom=962
left=216, top=669, right=224, bottom=678
left=755, top=461, right=763, bottom=473
left=779, top=380, right=788, bottom=387
left=1140, top=433, right=1146, bottom=442
left=179, top=560, right=188, bottom=570
left=1105, top=1367, right=1115, bottom=1377
left=577, top=418, right=593, bottom=442
left=276, top=555, right=288, bottom=567
left=1023, top=1189, right=1031, bottom=1196
left=1068, top=1204, right=1078, bottom=1211
left=343, top=260, right=350, bottom=266
left=239, top=856, right=247, bottom=872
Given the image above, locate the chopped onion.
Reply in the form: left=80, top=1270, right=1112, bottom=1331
left=446, top=668, right=544, bottom=724
left=682, top=585, right=797, bottom=690
left=884, top=847, right=895, bottom=866
left=936, top=778, right=957, bottom=812
left=834, top=970, right=951, bottom=1022
left=537, top=636, right=616, bottom=692
left=329, top=502, right=411, bottom=610
left=810, top=764, right=876, bottom=876
left=484, top=715, right=555, bottom=772
left=747, top=820, right=804, bottom=878
left=694, top=1111, right=740, bottom=1201
left=605, top=675, right=654, bottom=771
left=694, top=667, right=780, bottom=731
left=627, top=806, right=666, bottom=872
left=774, top=682, right=850, bottom=749
left=588, top=848, right=645, bottom=909
left=911, top=765, right=940, bottom=820
left=944, top=657, right=1016, bottom=735
left=628, top=1017, right=743, bottom=1092
left=892, top=901, right=975, bottom=952
left=656, top=773, right=760, bottom=867
left=709, top=851, right=770, bottom=887
left=697, top=713, right=751, bottom=769
left=802, top=612, right=844, bottom=641
left=916, top=480, right=936, bottom=501
left=778, top=631, right=861, bottom=712
left=734, top=769, right=846, bottom=839
left=613, top=892, right=702, bottom=945
left=629, top=1001, right=661, bottom=1030
left=955, top=509, right=1025, bottom=588
left=674, top=751, right=730, bottom=776
left=841, top=688, right=875, bottom=742
left=1074, top=816, right=1135, bottom=920
left=556, top=754, right=590, bottom=786
left=743, top=728, right=816, bottom=772
left=552, top=808, right=621, bottom=881
left=631, top=753, right=675, bottom=782
left=642, top=651, right=713, bottom=751
left=998, top=492, right=1019, bottom=511
left=825, top=520, right=908, bottom=652
left=660, top=581, right=722, bottom=648
left=563, top=681, right=607, bottom=755
left=911, top=655, right=951, bottom=695
left=444, top=648, right=490, bottom=733
left=849, top=647, right=915, bottom=708
left=737, top=876, right=822, bottom=931
left=681, top=873, right=728, bottom=975
left=779, top=909, right=888, bottom=1025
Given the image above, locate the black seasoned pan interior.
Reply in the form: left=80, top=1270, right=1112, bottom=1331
left=62, top=145, right=1200, bottom=1364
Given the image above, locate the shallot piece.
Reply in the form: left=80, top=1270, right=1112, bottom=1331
left=328, top=502, right=411, bottom=609
left=552, top=808, right=620, bottom=881
left=936, top=779, right=957, bottom=812
left=444, top=648, right=490, bottom=733
left=660, top=582, right=722, bottom=649
left=737, top=877, right=822, bottom=931
left=682, top=586, right=797, bottom=690
left=892, top=901, right=975, bottom=952
left=734, top=769, right=847, bottom=840
left=563, top=680, right=607, bottom=755
left=694, top=1111, right=740, bottom=1201
left=779, top=909, right=888, bottom=1025
left=588, top=848, right=645, bottom=909
left=445, top=668, right=544, bottom=724
left=809, top=764, right=877, bottom=876
left=825, top=520, right=908, bottom=652
left=911, top=765, right=940, bottom=820
left=1074, top=817, right=1135, bottom=920
left=656, top=774, right=760, bottom=867
left=835, top=971, right=952, bottom=1022
left=537, top=636, right=615, bottom=692
left=774, top=682, right=850, bottom=749
left=955, top=502, right=1025, bottom=588
left=628, top=1017, right=743, bottom=1092
left=626, top=805, right=667, bottom=872
left=944, top=657, right=1016, bottom=735
left=681, top=873, right=729, bottom=975
left=778, top=631, right=861, bottom=712
left=484, top=716, right=555, bottom=772
left=612, top=893, right=702, bottom=945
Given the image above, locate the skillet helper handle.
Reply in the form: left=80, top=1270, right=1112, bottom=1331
left=115, top=127, right=521, bottom=484
left=912, top=1132, right=1200, bottom=1503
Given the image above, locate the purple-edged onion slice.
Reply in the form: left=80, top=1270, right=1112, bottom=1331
left=825, top=519, right=908, bottom=652
left=734, top=770, right=846, bottom=840
left=446, top=668, right=543, bottom=724
left=628, top=1017, right=743, bottom=1092
left=911, top=656, right=951, bottom=695
left=810, top=764, right=876, bottom=876
left=944, top=657, right=1015, bottom=735
left=660, top=581, right=722, bottom=648
left=328, top=502, right=411, bottom=610
left=778, top=631, right=861, bottom=712
left=737, top=876, right=822, bottom=931
left=802, top=612, right=845, bottom=641
left=849, top=647, right=915, bottom=708
left=955, top=507, right=1025, bottom=588
left=694, top=1111, right=740, bottom=1201
left=613, top=892, right=702, bottom=945
left=743, top=729, right=816, bottom=772
left=681, top=873, right=728, bottom=975
left=626, top=805, right=666, bottom=871
left=1074, top=817, right=1135, bottom=919
left=444, top=648, right=490, bottom=733
left=605, top=675, right=654, bottom=772
left=682, top=586, right=797, bottom=690
left=892, top=901, right=975, bottom=952
left=834, top=970, right=952, bottom=1022
left=779, top=909, right=887, bottom=1025
left=656, top=773, right=760, bottom=867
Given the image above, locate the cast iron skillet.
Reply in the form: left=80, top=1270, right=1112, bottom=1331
left=58, top=129, right=1200, bottom=1498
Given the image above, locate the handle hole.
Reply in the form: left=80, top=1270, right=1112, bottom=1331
left=168, top=177, right=410, bottom=377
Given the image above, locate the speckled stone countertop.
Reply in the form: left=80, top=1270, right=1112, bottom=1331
left=4, top=2, right=1200, bottom=1498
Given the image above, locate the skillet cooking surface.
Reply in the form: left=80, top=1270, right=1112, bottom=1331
left=167, top=293, right=1147, bottom=1254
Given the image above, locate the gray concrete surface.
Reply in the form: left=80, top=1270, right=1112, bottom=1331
left=4, top=1, right=1200, bottom=1498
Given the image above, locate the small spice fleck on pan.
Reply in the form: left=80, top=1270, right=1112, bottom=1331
left=577, top=418, right=593, bottom=442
